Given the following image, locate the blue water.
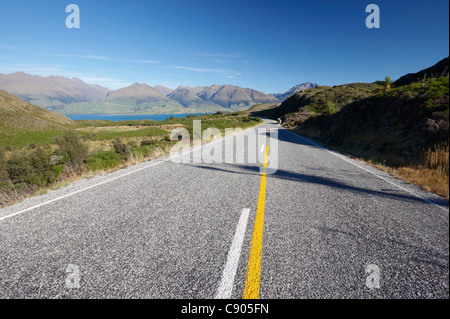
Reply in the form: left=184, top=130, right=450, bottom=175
left=65, top=113, right=207, bottom=122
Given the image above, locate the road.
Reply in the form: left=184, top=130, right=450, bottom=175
left=0, top=119, right=448, bottom=299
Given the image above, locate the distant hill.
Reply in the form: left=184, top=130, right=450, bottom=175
left=0, top=72, right=109, bottom=109
left=197, top=84, right=279, bottom=110
left=394, top=57, right=449, bottom=87
left=104, top=82, right=169, bottom=105
left=167, top=86, right=222, bottom=109
left=61, top=83, right=185, bottom=115
left=270, top=82, right=319, bottom=101
left=153, top=85, right=173, bottom=96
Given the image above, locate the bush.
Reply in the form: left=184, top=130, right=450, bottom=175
left=6, top=148, right=62, bottom=187
left=326, top=101, right=337, bottom=114
left=112, top=138, right=131, bottom=160
left=86, top=150, right=123, bottom=171
left=7, top=153, right=35, bottom=185
left=55, top=131, right=88, bottom=169
left=140, top=139, right=155, bottom=146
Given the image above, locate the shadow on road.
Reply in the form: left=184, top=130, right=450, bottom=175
left=186, top=162, right=449, bottom=209
left=273, top=126, right=324, bottom=148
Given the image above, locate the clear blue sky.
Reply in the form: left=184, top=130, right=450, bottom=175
left=0, top=0, right=448, bottom=93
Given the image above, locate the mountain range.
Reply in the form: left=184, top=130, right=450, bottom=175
left=270, top=82, right=319, bottom=101
left=0, top=72, right=317, bottom=115
left=0, top=72, right=109, bottom=108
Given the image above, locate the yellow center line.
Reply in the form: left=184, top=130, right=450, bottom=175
left=243, top=131, right=270, bottom=299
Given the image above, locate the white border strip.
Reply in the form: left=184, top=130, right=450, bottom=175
left=215, top=208, right=250, bottom=299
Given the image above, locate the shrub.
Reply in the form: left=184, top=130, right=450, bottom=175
left=7, top=153, right=34, bottom=185
left=140, top=139, right=155, bottom=146
left=384, top=76, right=392, bottom=90
left=112, top=138, right=131, bottom=160
left=55, top=131, right=88, bottom=169
left=326, top=101, right=337, bottom=114
left=6, top=148, right=61, bottom=187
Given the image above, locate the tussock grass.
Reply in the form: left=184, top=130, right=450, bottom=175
left=356, top=142, right=449, bottom=199
left=400, top=141, right=449, bottom=199
left=423, top=141, right=449, bottom=176
left=395, top=166, right=449, bottom=199
left=0, top=181, right=38, bottom=208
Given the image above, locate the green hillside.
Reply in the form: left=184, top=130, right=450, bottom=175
left=254, top=58, right=449, bottom=198
left=0, top=89, right=75, bottom=147
left=252, top=83, right=381, bottom=123
left=394, top=57, right=449, bottom=87
left=298, top=77, right=449, bottom=164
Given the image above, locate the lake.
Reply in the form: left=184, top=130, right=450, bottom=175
left=65, top=113, right=208, bottom=122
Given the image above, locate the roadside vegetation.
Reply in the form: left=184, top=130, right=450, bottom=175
left=253, top=72, right=449, bottom=199
left=0, top=112, right=262, bottom=207
left=295, top=76, right=448, bottom=198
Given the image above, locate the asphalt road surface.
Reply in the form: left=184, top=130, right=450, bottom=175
left=0, top=120, right=448, bottom=299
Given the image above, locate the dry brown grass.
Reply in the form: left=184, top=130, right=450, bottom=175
left=372, top=142, right=449, bottom=199
left=124, top=145, right=171, bottom=167
left=159, top=124, right=184, bottom=130
left=75, top=125, right=148, bottom=133
left=395, top=166, right=449, bottom=199
left=0, top=181, right=38, bottom=207
left=423, top=141, right=449, bottom=177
